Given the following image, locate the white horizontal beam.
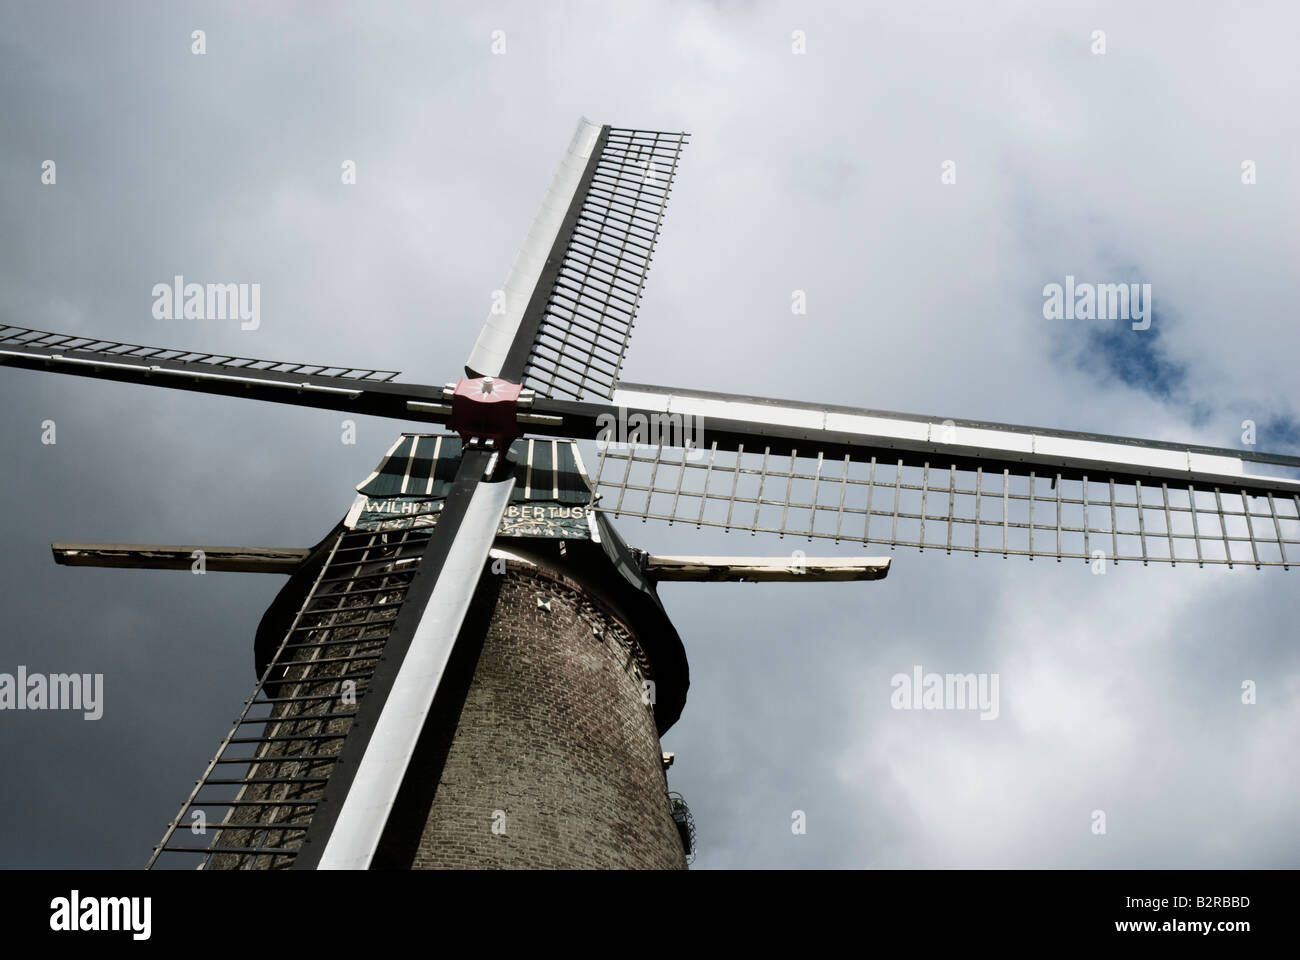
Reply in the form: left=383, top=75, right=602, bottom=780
left=645, top=555, right=891, bottom=582
left=613, top=384, right=1300, bottom=494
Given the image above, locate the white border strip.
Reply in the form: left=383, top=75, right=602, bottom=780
left=316, top=476, right=516, bottom=870
left=612, top=387, right=1300, bottom=490
left=465, top=118, right=603, bottom=378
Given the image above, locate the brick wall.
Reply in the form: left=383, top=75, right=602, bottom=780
left=203, top=550, right=685, bottom=870
left=412, top=560, right=686, bottom=869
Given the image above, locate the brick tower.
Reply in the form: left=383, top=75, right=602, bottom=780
left=408, top=557, right=686, bottom=869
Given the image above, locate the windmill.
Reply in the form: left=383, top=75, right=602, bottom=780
left=3, top=117, right=1298, bottom=870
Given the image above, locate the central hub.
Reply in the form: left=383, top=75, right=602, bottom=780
left=448, top=375, right=523, bottom=447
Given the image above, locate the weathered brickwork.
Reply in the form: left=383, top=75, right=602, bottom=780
left=203, top=550, right=684, bottom=869
left=412, top=561, right=686, bottom=869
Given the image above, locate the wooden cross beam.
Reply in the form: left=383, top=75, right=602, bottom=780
left=51, top=543, right=309, bottom=574
left=50, top=543, right=891, bottom=582
left=643, top=555, right=890, bottom=582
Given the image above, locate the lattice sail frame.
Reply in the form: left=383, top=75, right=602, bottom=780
left=0, top=324, right=401, bottom=382
left=148, top=526, right=432, bottom=869
left=591, top=442, right=1300, bottom=568
left=519, top=127, right=688, bottom=401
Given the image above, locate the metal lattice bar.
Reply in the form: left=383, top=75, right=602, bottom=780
left=520, top=129, right=688, bottom=401
left=1028, top=472, right=1036, bottom=559
left=148, top=526, right=433, bottom=869
left=920, top=462, right=931, bottom=552
left=863, top=457, right=876, bottom=545
left=213, top=528, right=416, bottom=867
left=590, top=444, right=1300, bottom=567
left=0, top=324, right=401, bottom=381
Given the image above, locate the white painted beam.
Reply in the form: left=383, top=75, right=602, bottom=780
left=466, top=118, right=603, bottom=378
left=316, top=476, right=515, bottom=870
left=646, top=555, right=891, bottom=582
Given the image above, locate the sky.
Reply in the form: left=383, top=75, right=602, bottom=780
left=0, top=0, right=1297, bottom=869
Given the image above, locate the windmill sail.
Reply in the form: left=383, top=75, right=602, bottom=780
left=0, top=323, right=451, bottom=422
left=537, top=383, right=1300, bottom=568
left=147, top=521, right=434, bottom=869
left=466, top=120, right=688, bottom=401
left=305, top=454, right=514, bottom=870
left=148, top=445, right=517, bottom=869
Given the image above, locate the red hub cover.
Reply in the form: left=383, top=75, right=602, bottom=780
left=448, top=376, right=523, bottom=448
